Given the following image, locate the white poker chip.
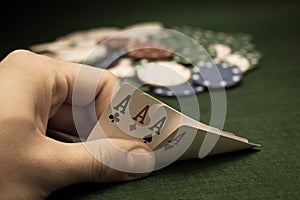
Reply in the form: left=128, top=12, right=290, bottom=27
left=30, top=40, right=72, bottom=53
left=109, top=58, right=135, bottom=78
left=224, top=53, right=250, bottom=73
left=54, top=49, right=87, bottom=63
left=124, top=22, right=163, bottom=30
left=57, top=31, right=87, bottom=43
left=122, top=22, right=164, bottom=39
left=85, top=28, right=120, bottom=40
left=74, top=39, right=97, bottom=48
left=210, top=44, right=232, bottom=60
left=84, top=45, right=108, bottom=64
left=140, top=59, right=149, bottom=65
left=54, top=45, right=107, bottom=63
left=136, top=61, right=191, bottom=87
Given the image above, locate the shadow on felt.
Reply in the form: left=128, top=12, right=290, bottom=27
left=47, top=148, right=260, bottom=199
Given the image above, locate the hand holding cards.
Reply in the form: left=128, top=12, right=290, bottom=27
left=88, top=84, right=260, bottom=168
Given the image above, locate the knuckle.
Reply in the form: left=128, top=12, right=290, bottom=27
left=5, top=49, right=32, bottom=61
left=104, top=69, right=119, bottom=82
left=1, top=49, right=34, bottom=67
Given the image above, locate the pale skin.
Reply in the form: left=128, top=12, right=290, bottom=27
left=0, top=50, right=154, bottom=200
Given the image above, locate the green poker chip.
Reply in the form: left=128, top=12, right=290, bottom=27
left=168, top=26, right=261, bottom=72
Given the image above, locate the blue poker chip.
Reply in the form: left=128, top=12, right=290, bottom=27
left=191, top=62, right=243, bottom=89
left=92, top=50, right=123, bottom=69
left=152, top=83, right=205, bottom=97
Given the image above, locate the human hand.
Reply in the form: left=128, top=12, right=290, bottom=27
left=0, top=50, right=154, bottom=200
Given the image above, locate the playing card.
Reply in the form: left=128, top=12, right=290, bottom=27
left=155, top=125, right=258, bottom=162
left=88, top=84, right=181, bottom=149
left=88, top=84, right=260, bottom=162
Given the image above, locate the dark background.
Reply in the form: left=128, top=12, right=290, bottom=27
left=1, top=0, right=299, bottom=199
left=2, top=0, right=299, bottom=59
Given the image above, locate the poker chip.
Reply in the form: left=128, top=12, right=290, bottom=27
left=29, top=40, right=72, bottom=53
left=74, top=39, right=97, bottom=48
left=39, top=52, right=56, bottom=58
left=101, top=38, right=130, bottom=49
left=153, top=30, right=211, bottom=65
left=209, top=44, right=232, bottom=60
left=85, top=28, right=120, bottom=40
left=85, top=45, right=108, bottom=64
left=53, top=47, right=86, bottom=62
left=128, top=48, right=173, bottom=60
left=153, top=83, right=205, bottom=97
left=191, top=62, right=243, bottom=89
left=124, top=22, right=163, bottom=30
left=171, top=25, right=261, bottom=70
left=127, top=41, right=173, bottom=60
left=247, top=51, right=261, bottom=67
left=136, top=61, right=191, bottom=87
left=122, top=22, right=164, bottom=39
left=57, top=31, right=87, bottom=43
left=108, top=58, right=135, bottom=78
left=29, top=23, right=261, bottom=99
left=53, top=45, right=107, bottom=64
left=121, top=78, right=151, bottom=92
left=54, top=49, right=88, bottom=63
left=174, top=48, right=210, bottom=65
left=151, top=33, right=186, bottom=52
left=92, top=50, right=123, bottom=69
left=223, top=53, right=250, bottom=73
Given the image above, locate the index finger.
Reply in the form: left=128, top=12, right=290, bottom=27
left=56, top=57, right=119, bottom=113
left=51, top=59, right=120, bottom=137
left=46, top=53, right=120, bottom=137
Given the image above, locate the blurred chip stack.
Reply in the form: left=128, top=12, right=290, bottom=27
left=30, top=22, right=261, bottom=97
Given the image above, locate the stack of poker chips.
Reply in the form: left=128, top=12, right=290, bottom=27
left=30, top=22, right=261, bottom=97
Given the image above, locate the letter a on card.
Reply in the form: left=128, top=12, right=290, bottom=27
left=149, top=116, right=167, bottom=135
left=132, top=105, right=150, bottom=125
left=113, top=95, right=131, bottom=114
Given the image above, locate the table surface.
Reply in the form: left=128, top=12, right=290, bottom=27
left=1, top=1, right=299, bottom=199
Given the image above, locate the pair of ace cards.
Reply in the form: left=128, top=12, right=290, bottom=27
left=88, top=84, right=259, bottom=162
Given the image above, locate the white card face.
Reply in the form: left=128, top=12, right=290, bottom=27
left=88, top=84, right=183, bottom=149
left=88, top=84, right=259, bottom=160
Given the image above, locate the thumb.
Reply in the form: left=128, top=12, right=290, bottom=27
left=38, top=137, right=155, bottom=194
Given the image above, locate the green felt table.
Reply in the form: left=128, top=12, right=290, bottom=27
left=1, top=1, right=299, bottom=199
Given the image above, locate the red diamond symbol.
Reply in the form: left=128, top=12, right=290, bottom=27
left=129, top=124, right=136, bottom=131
